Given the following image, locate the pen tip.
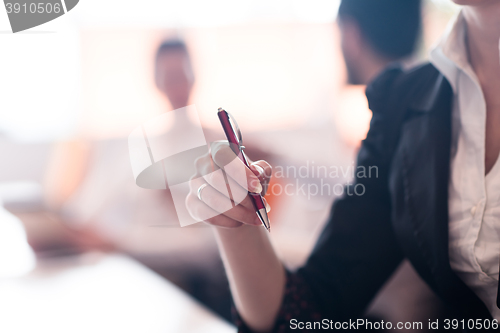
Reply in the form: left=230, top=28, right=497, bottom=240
left=257, top=208, right=270, bottom=231
left=218, top=107, right=224, bottom=112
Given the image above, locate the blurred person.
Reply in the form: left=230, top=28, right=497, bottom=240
left=154, top=38, right=221, bottom=143
left=185, top=0, right=500, bottom=333
left=334, top=0, right=422, bottom=146
left=155, top=39, right=194, bottom=111
left=337, top=0, right=421, bottom=85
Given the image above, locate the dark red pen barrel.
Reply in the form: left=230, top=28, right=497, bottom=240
left=249, top=192, right=266, bottom=210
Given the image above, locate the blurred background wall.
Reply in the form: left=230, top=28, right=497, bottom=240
left=0, top=0, right=458, bottom=142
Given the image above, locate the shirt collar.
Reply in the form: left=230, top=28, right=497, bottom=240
left=429, top=11, right=472, bottom=93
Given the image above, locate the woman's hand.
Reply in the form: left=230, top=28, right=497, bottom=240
left=186, top=141, right=272, bottom=228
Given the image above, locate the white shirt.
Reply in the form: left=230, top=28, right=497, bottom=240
left=430, top=12, right=500, bottom=319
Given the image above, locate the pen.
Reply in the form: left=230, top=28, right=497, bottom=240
left=217, top=107, right=271, bottom=232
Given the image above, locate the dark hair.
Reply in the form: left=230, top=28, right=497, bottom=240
left=338, top=0, right=421, bottom=59
left=155, top=39, right=189, bottom=61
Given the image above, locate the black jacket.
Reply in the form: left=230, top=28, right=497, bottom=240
left=297, top=63, right=492, bottom=324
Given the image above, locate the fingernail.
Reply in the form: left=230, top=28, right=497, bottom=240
left=253, top=164, right=264, bottom=177
left=252, top=181, right=262, bottom=193
left=265, top=201, right=271, bottom=213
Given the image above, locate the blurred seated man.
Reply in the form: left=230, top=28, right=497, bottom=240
left=154, top=38, right=220, bottom=143
left=155, top=39, right=193, bottom=111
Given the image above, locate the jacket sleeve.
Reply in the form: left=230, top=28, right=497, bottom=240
left=234, top=66, right=407, bottom=332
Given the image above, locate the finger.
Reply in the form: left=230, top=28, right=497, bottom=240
left=196, top=181, right=261, bottom=226
left=210, top=141, right=262, bottom=193
left=195, top=145, right=261, bottom=200
left=250, top=160, right=272, bottom=180
left=186, top=193, right=242, bottom=228
left=263, top=197, right=271, bottom=213
left=187, top=176, right=260, bottom=226
left=201, top=168, right=255, bottom=210
left=195, top=152, right=218, bottom=176
left=191, top=162, right=254, bottom=210
left=197, top=173, right=270, bottom=220
left=249, top=160, right=272, bottom=196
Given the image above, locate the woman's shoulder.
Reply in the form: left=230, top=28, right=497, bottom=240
left=367, top=62, right=440, bottom=101
left=365, top=62, right=446, bottom=116
left=361, top=62, right=450, bottom=162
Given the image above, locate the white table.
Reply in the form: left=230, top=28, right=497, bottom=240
left=0, top=253, right=236, bottom=333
